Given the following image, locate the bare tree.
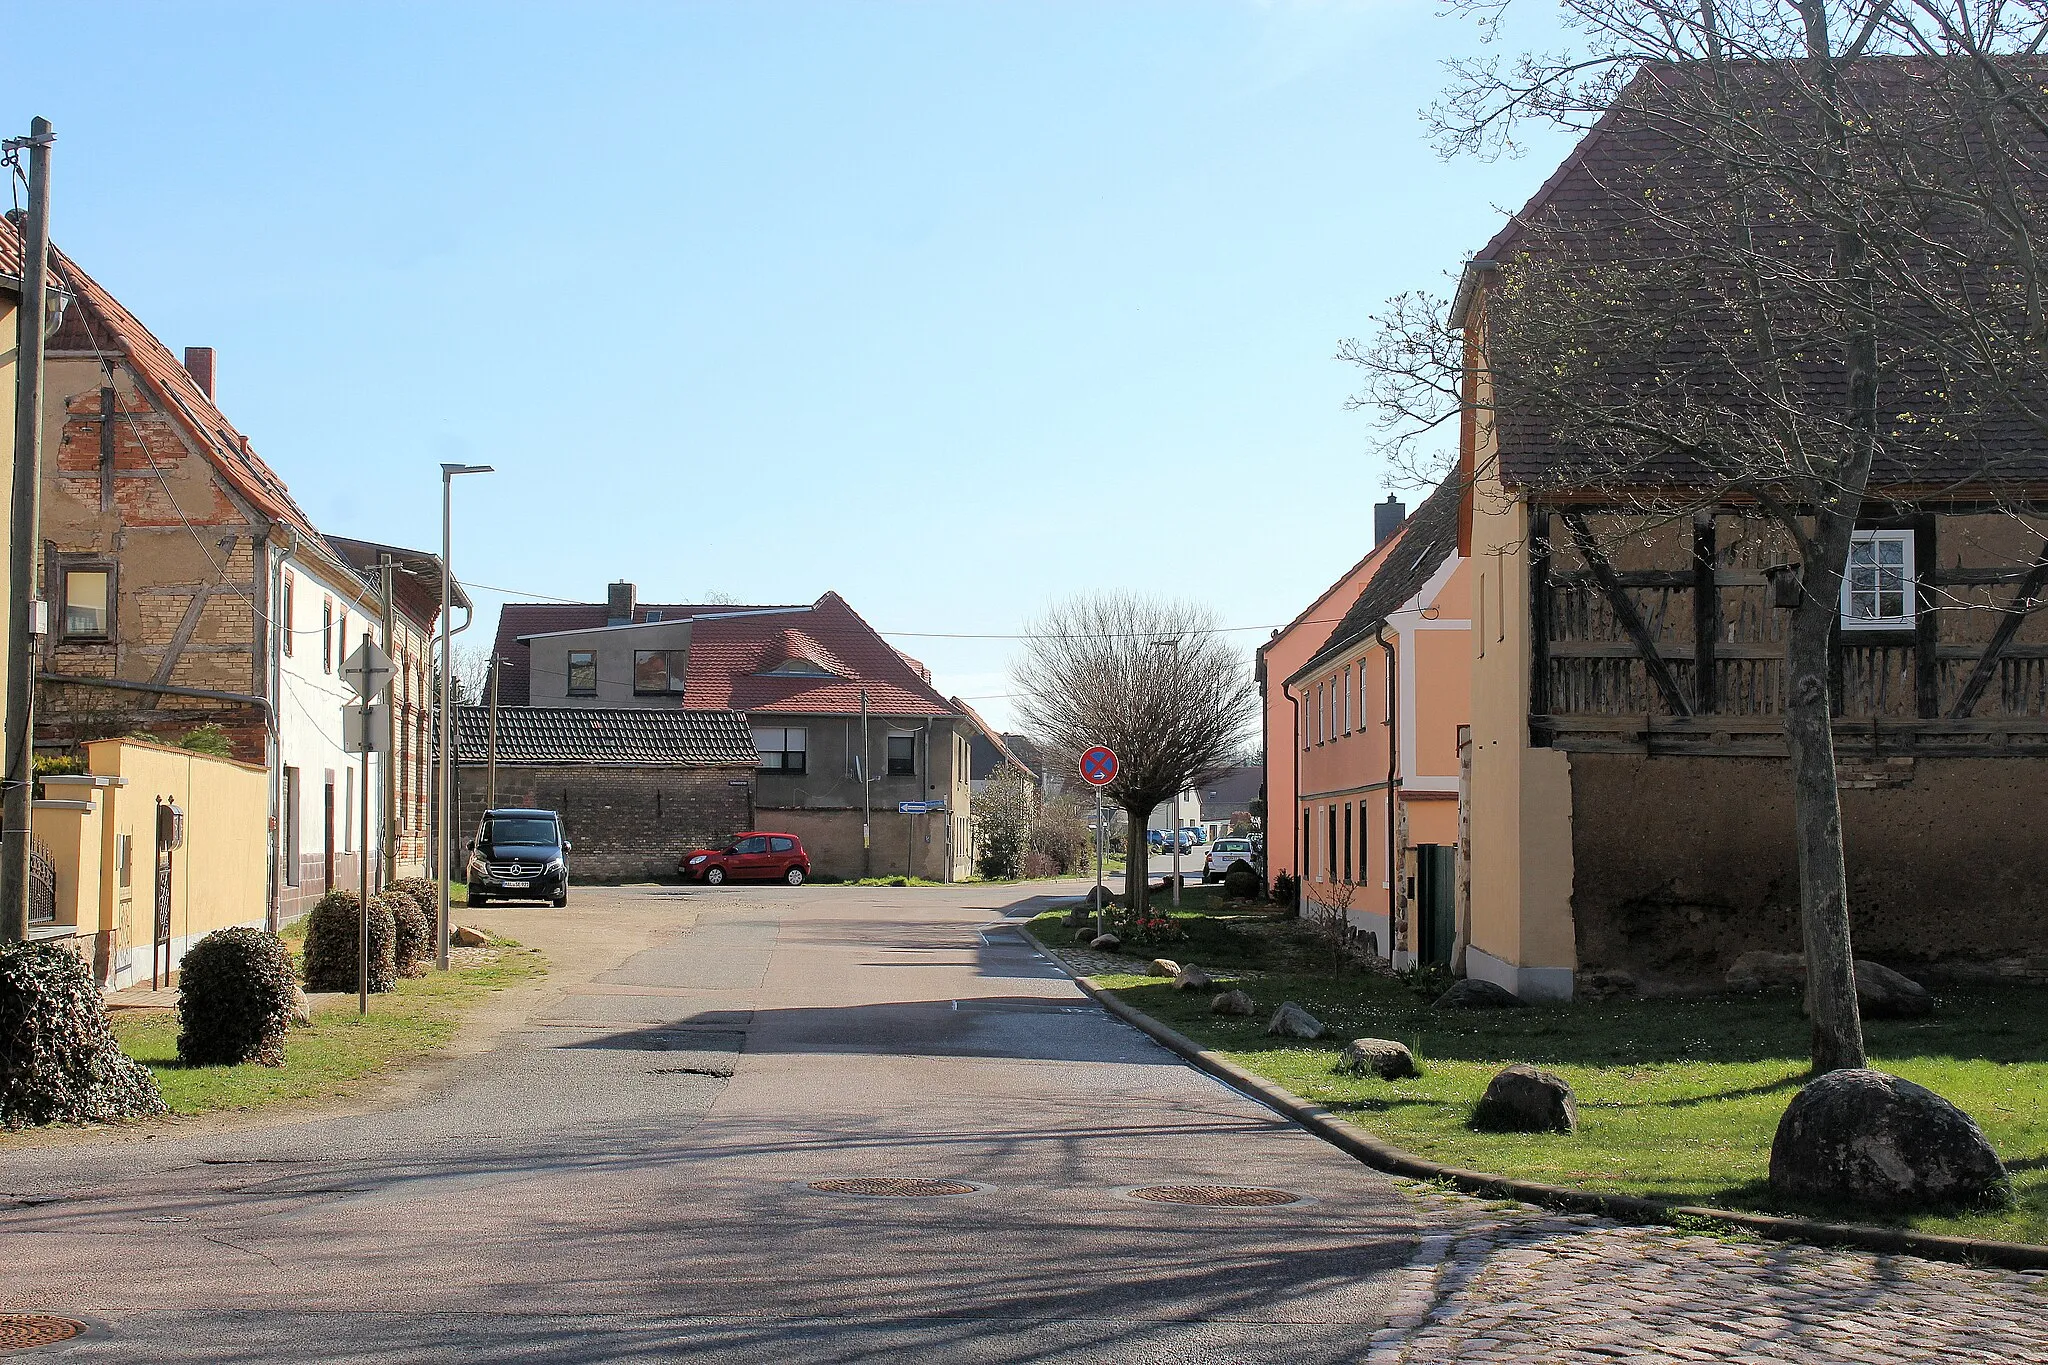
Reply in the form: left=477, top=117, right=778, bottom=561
left=1012, top=593, right=1257, bottom=915
left=1349, top=19, right=2048, bottom=1072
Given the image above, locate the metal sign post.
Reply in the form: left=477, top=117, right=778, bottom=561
left=343, top=635, right=394, bottom=1015
left=1078, top=746, right=1118, bottom=935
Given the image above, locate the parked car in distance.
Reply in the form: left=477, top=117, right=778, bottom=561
left=679, top=832, right=811, bottom=886
left=1203, top=837, right=1259, bottom=883
left=466, top=808, right=570, bottom=908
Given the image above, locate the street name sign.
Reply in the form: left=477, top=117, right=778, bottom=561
left=1079, top=746, right=1118, bottom=786
left=898, top=800, right=938, bottom=814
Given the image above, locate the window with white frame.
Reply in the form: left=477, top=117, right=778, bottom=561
left=1841, top=530, right=1916, bottom=629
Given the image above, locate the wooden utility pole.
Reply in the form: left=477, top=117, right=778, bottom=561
left=859, top=687, right=872, bottom=878
left=2, top=118, right=53, bottom=944
left=484, top=654, right=502, bottom=810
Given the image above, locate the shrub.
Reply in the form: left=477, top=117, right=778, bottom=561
left=176, top=927, right=296, bottom=1066
left=974, top=769, right=1034, bottom=880
left=0, top=940, right=166, bottom=1127
left=390, top=878, right=440, bottom=944
left=1223, top=865, right=1260, bottom=900
left=301, top=889, right=396, bottom=994
left=1273, top=871, right=1300, bottom=915
left=384, top=890, right=430, bottom=977
left=1030, top=792, right=1090, bottom=874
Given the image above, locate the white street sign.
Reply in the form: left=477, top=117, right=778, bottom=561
left=343, top=701, right=391, bottom=754
left=341, top=639, right=395, bottom=700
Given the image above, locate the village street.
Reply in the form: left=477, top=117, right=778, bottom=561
left=0, top=884, right=2040, bottom=1363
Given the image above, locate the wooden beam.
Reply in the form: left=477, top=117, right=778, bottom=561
left=1560, top=511, right=1693, bottom=717
left=1530, top=507, right=1552, bottom=743
left=1948, top=538, right=2048, bottom=719
left=1693, top=510, right=1718, bottom=713
left=1913, top=515, right=1939, bottom=720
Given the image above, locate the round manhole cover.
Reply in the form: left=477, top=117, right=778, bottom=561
left=0, top=1315, right=86, bottom=1349
left=808, top=1177, right=978, bottom=1198
left=1127, top=1184, right=1303, bottom=1208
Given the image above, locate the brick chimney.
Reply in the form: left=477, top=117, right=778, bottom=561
left=606, top=580, right=636, bottom=626
left=182, top=346, right=215, bottom=400
left=1374, top=496, right=1407, bottom=547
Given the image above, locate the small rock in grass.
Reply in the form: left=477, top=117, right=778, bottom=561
left=1074, top=927, right=1098, bottom=944
left=452, top=924, right=488, bottom=948
left=1336, top=1038, right=1417, bottom=1080
left=1148, top=958, right=1180, bottom=978
left=1089, top=934, right=1122, bottom=952
left=1064, top=905, right=1092, bottom=927
left=1266, top=1001, right=1325, bottom=1040
left=1470, top=1064, right=1576, bottom=1133
left=1769, top=1068, right=2008, bottom=1211
left=1852, top=961, right=1933, bottom=1020
left=1211, top=989, right=1255, bottom=1016
left=1172, top=965, right=1213, bottom=992
left=287, top=983, right=314, bottom=1029
left=1433, top=978, right=1522, bottom=1010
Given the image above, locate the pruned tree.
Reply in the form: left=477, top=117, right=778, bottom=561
left=1012, top=593, right=1257, bottom=915
left=973, top=767, right=1036, bottom=880
left=1346, top=11, right=2048, bottom=1073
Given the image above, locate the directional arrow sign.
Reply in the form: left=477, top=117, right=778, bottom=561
left=341, top=639, right=394, bottom=700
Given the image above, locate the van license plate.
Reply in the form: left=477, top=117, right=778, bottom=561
left=502, top=880, right=530, bottom=889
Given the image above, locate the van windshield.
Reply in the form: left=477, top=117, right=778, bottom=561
left=485, top=817, right=558, bottom=847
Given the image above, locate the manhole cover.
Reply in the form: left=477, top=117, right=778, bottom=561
left=1127, top=1184, right=1303, bottom=1208
left=808, top=1177, right=977, bottom=1198
left=0, top=1315, right=86, bottom=1349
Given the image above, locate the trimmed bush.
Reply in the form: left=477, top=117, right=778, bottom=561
left=0, top=940, right=166, bottom=1128
left=391, top=878, right=440, bottom=944
left=301, top=889, right=396, bottom=994
left=384, top=890, right=430, bottom=978
left=177, top=927, right=296, bottom=1066
left=1223, top=865, right=1260, bottom=900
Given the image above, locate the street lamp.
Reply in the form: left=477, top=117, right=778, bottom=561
left=438, top=462, right=492, bottom=970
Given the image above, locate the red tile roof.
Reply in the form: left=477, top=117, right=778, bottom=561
left=684, top=593, right=955, bottom=717
left=4, top=215, right=325, bottom=539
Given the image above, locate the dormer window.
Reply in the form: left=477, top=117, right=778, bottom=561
left=758, top=657, right=837, bottom=678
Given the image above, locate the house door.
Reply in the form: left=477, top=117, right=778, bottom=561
left=1415, top=844, right=1456, bottom=967
left=323, top=777, right=337, bottom=890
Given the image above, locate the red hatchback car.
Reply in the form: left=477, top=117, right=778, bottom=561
left=679, top=832, right=811, bottom=886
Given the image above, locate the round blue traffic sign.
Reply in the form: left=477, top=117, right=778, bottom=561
left=1079, top=746, right=1119, bottom=786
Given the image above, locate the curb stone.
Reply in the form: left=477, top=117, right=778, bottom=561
left=1018, top=924, right=2048, bottom=1273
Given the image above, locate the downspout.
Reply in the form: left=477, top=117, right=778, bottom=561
left=37, top=673, right=276, bottom=720
left=1375, top=623, right=1400, bottom=958
left=266, top=536, right=284, bottom=930
left=1283, top=681, right=1301, bottom=916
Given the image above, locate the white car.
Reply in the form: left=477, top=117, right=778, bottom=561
left=1203, top=837, right=1258, bottom=883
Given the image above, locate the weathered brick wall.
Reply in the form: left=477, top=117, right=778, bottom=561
left=758, top=806, right=959, bottom=881
left=1567, top=751, right=2048, bottom=989
left=453, top=764, right=754, bottom=881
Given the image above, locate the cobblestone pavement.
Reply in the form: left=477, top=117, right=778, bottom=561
left=1373, top=1189, right=2048, bottom=1362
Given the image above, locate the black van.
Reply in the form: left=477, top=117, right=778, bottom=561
left=466, top=808, right=570, bottom=907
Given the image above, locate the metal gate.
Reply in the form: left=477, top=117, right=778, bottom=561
left=27, top=837, right=56, bottom=925
left=1415, top=844, right=1455, bottom=966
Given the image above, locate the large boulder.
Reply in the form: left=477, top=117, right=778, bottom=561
left=1853, top=961, right=1933, bottom=1020
left=1266, top=1001, right=1326, bottom=1040
left=1433, top=979, right=1523, bottom=1010
left=1148, top=959, right=1181, bottom=979
left=1089, top=934, right=1122, bottom=953
left=1172, top=965, right=1214, bottom=992
left=1470, top=1064, right=1576, bottom=1133
left=1769, top=1069, right=2010, bottom=1211
left=1211, top=989, right=1256, bottom=1016
left=1336, top=1038, right=1417, bottom=1080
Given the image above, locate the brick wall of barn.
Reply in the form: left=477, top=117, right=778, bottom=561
left=453, top=764, right=755, bottom=882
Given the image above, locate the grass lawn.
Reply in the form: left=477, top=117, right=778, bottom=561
left=112, top=937, right=546, bottom=1118
left=1030, top=901, right=2048, bottom=1245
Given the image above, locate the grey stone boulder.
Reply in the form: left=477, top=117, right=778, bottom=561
left=1211, top=989, right=1256, bottom=1016
left=1854, top=961, right=1933, bottom=1020
left=1770, top=1069, right=2009, bottom=1211
left=1171, top=965, right=1214, bottom=992
left=1266, top=1001, right=1326, bottom=1040
left=1470, top=1064, right=1576, bottom=1133
left=1089, top=934, right=1122, bottom=953
left=1064, top=903, right=1093, bottom=927
left=1073, top=927, right=1097, bottom=944
left=287, top=983, right=314, bottom=1029
left=1079, top=885, right=1120, bottom=911
left=1433, top=978, right=1523, bottom=1010
left=1727, top=950, right=1805, bottom=992
left=1336, top=1038, right=1417, bottom=1080
left=1148, top=958, right=1181, bottom=978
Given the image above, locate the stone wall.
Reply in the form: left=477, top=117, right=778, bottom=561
left=454, top=764, right=754, bottom=882
left=1567, top=751, right=2048, bottom=990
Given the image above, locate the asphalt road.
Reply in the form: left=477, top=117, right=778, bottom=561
left=0, top=882, right=1418, bottom=1363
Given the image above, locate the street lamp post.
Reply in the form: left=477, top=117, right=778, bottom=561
left=438, top=462, right=492, bottom=970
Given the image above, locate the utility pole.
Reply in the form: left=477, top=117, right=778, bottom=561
left=484, top=654, right=502, bottom=810
left=2, top=118, right=54, bottom=944
left=378, top=555, right=397, bottom=886
left=859, top=687, right=871, bottom=878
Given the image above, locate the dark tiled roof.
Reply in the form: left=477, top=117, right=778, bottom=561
left=452, top=706, right=756, bottom=766
left=1467, top=60, right=2048, bottom=494
left=1291, top=475, right=1463, bottom=683
left=1197, top=765, right=1263, bottom=814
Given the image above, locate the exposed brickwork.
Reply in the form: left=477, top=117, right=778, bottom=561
left=453, top=764, right=754, bottom=881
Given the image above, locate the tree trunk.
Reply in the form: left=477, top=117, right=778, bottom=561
left=1785, top=589, right=1867, bottom=1075
left=1123, top=803, right=1150, bottom=917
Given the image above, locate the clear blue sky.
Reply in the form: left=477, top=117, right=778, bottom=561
left=5, top=0, right=1572, bottom=733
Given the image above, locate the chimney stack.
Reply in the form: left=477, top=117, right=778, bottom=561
left=1374, top=496, right=1407, bottom=547
left=182, top=346, right=215, bottom=400
left=606, top=580, right=637, bottom=626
